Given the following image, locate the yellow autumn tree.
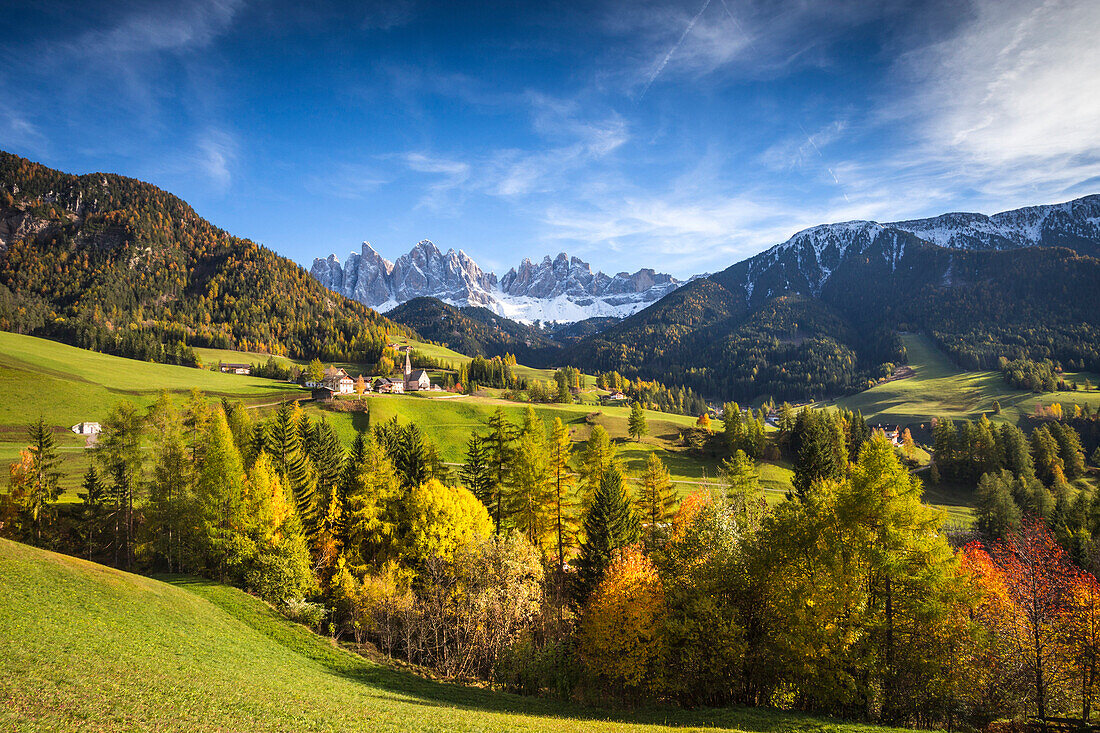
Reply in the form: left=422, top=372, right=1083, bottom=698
left=399, top=479, right=493, bottom=565
left=577, top=545, right=666, bottom=696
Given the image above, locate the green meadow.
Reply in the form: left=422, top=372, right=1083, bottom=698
left=834, top=334, right=1100, bottom=428
left=0, top=538, right=912, bottom=733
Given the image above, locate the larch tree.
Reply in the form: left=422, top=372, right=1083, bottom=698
left=507, top=418, right=554, bottom=552
left=147, top=392, right=193, bottom=572
left=547, top=418, right=577, bottom=576
left=635, top=452, right=676, bottom=547
left=579, top=424, right=616, bottom=499
left=484, top=407, right=516, bottom=534
left=96, top=402, right=145, bottom=569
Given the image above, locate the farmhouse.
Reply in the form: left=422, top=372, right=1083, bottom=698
left=219, top=363, right=251, bottom=375
left=373, top=377, right=404, bottom=394
left=71, top=422, right=101, bottom=435
left=322, top=367, right=355, bottom=394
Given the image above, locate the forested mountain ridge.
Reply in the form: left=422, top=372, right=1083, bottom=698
left=0, top=151, right=409, bottom=364
left=385, top=296, right=559, bottom=362
left=567, top=196, right=1100, bottom=403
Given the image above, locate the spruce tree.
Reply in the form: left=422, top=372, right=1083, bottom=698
left=573, top=466, right=639, bottom=605
left=96, top=402, right=145, bottom=569
left=628, top=401, right=648, bottom=442
left=76, top=465, right=107, bottom=561
left=147, top=392, right=192, bottom=572
left=20, top=417, right=62, bottom=543
left=484, top=407, right=516, bottom=533
left=792, top=414, right=841, bottom=501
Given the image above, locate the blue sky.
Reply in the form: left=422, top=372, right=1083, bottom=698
left=2, top=0, right=1098, bottom=278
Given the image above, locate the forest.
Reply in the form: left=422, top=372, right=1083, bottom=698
left=5, top=392, right=1100, bottom=728
left=0, top=152, right=408, bottom=366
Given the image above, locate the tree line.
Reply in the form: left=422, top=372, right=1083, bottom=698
left=5, top=399, right=1100, bottom=727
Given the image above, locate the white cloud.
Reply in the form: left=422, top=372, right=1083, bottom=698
left=891, top=0, right=1100, bottom=200
left=193, top=129, right=237, bottom=190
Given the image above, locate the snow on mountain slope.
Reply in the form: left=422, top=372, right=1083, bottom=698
left=311, top=243, right=683, bottom=323
left=720, top=194, right=1100, bottom=306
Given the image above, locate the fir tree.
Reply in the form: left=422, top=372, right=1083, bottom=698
left=484, top=407, right=516, bottom=533
left=573, top=466, right=639, bottom=605
left=76, top=465, right=108, bottom=561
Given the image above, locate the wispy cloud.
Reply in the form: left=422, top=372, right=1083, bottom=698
left=887, top=0, right=1100, bottom=204
left=193, top=129, right=237, bottom=191
left=401, top=152, right=472, bottom=210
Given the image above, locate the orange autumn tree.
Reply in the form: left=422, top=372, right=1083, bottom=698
left=962, top=519, right=1078, bottom=719
left=577, top=545, right=666, bottom=697
left=1062, top=567, right=1100, bottom=722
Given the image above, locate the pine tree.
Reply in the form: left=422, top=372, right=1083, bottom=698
left=635, top=452, right=676, bottom=547
left=507, top=422, right=553, bottom=551
left=461, top=433, right=495, bottom=509
left=722, top=401, right=743, bottom=451
left=628, top=401, right=648, bottom=442
left=721, top=449, right=762, bottom=523
left=573, top=466, right=640, bottom=605
left=792, top=414, right=841, bottom=501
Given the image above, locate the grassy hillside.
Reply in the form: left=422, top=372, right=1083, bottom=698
left=0, top=331, right=301, bottom=497
left=0, top=538, right=909, bottom=733
left=834, top=334, right=1100, bottom=427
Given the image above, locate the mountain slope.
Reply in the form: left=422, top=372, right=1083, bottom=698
left=385, top=297, right=560, bottom=362
left=0, top=539, right=901, bottom=733
left=312, top=242, right=684, bottom=324
left=569, top=195, right=1100, bottom=403
left=0, top=151, right=408, bottom=365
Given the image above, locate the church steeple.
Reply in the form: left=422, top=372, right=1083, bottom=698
left=404, top=346, right=412, bottom=379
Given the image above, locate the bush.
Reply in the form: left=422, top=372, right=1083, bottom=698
left=283, top=598, right=327, bottom=628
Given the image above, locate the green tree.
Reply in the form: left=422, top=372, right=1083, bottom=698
left=306, top=358, right=325, bottom=384
left=193, top=408, right=249, bottom=578
left=635, top=452, right=676, bottom=547
left=484, top=407, right=516, bottom=533
left=147, top=392, right=193, bottom=572
left=721, top=449, right=762, bottom=524
left=460, top=434, right=495, bottom=509
left=507, top=422, right=554, bottom=552
left=628, top=401, right=648, bottom=442
left=96, top=402, right=145, bottom=569
left=76, top=465, right=108, bottom=561
left=976, top=470, right=1023, bottom=540
left=792, top=413, right=842, bottom=501
left=579, top=424, right=617, bottom=498
left=573, top=466, right=639, bottom=605
left=548, top=418, right=577, bottom=575
left=12, top=417, right=63, bottom=543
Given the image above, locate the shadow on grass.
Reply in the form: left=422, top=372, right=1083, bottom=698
left=163, top=575, right=891, bottom=733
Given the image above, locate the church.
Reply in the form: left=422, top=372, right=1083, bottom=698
left=403, top=348, right=430, bottom=392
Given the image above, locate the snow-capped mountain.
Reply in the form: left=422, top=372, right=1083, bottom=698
left=718, top=194, right=1100, bottom=306
left=310, top=242, right=684, bottom=323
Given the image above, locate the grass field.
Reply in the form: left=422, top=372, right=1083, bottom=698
left=300, top=392, right=751, bottom=497
left=834, top=334, right=1100, bottom=428
left=0, top=332, right=304, bottom=498
left=0, top=538, right=911, bottom=733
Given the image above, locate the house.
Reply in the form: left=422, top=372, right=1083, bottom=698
left=311, top=386, right=336, bottom=401
left=219, top=363, right=251, bottom=375
left=373, top=377, right=404, bottom=394
left=403, top=348, right=431, bottom=392
left=601, top=391, right=628, bottom=404
left=322, top=367, right=355, bottom=394
left=71, top=422, right=101, bottom=435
